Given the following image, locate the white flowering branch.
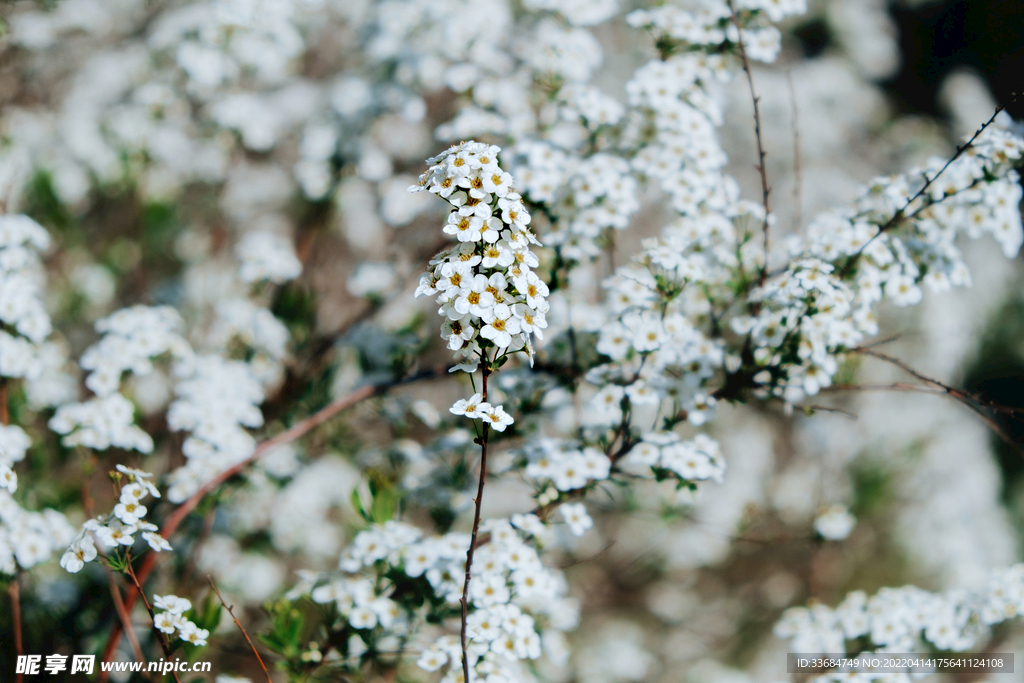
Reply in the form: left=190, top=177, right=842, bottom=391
left=840, top=95, right=1018, bottom=278
left=728, top=0, right=773, bottom=283
left=100, top=363, right=450, bottom=671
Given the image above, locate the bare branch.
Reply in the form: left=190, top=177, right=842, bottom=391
left=843, top=347, right=1024, bottom=459
left=208, top=576, right=273, bottom=683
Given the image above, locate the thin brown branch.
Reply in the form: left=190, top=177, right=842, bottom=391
left=3, top=386, right=19, bottom=683
left=823, top=382, right=944, bottom=395
left=727, top=0, right=771, bottom=283
left=786, top=71, right=803, bottom=233
left=0, top=380, right=9, bottom=426
left=460, top=363, right=491, bottom=683
left=839, top=96, right=1017, bottom=278
left=106, top=570, right=150, bottom=677
left=794, top=403, right=859, bottom=420
left=843, top=348, right=1024, bottom=459
left=208, top=576, right=273, bottom=683
left=124, top=557, right=182, bottom=683
left=557, top=540, right=615, bottom=569
left=100, top=364, right=450, bottom=677
left=9, top=576, right=22, bottom=683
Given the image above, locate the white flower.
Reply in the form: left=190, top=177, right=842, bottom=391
left=417, top=647, right=448, bottom=672
left=178, top=621, right=209, bottom=646
left=154, top=611, right=180, bottom=634
left=0, top=464, right=15, bottom=493
left=113, top=500, right=147, bottom=525
left=470, top=573, right=511, bottom=607
left=349, top=606, right=378, bottom=629
left=814, top=505, right=856, bottom=541
left=60, top=536, right=97, bottom=573
left=96, top=521, right=137, bottom=547
left=143, top=531, right=173, bottom=552
left=480, top=304, right=521, bottom=350
left=450, top=394, right=491, bottom=419
left=481, top=405, right=515, bottom=432
left=559, top=503, right=593, bottom=536
left=154, top=595, right=193, bottom=615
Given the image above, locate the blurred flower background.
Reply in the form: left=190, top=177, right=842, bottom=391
left=0, top=0, right=1022, bottom=681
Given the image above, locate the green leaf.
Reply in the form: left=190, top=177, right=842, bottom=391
left=351, top=487, right=372, bottom=523
left=371, top=486, right=400, bottom=524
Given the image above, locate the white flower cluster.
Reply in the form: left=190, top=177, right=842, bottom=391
left=49, top=306, right=191, bottom=453
left=0, top=425, right=31, bottom=495
left=0, top=214, right=53, bottom=352
left=730, top=127, right=1024, bottom=404
left=451, top=393, right=515, bottom=432
left=61, top=465, right=170, bottom=574
left=557, top=502, right=593, bottom=537
left=511, top=147, right=639, bottom=262
left=627, top=0, right=797, bottom=61
left=0, top=214, right=75, bottom=576
left=236, top=231, right=302, bottom=285
left=619, top=432, right=727, bottom=485
left=523, top=439, right=611, bottom=493
left=298, top=517, right=576, bottom=683
left=0, top=490, right=75, bottom=575
left=775, top=564, right=1024, bottom=680
left=153, top=594, right=209, bottom=647
left=520, top=0, right=618, bottom=27
left=412, top=141, right=548, bottom=369
left=208, top=298, right=291, bottom=387
left=0, top=428, right=73, bottom=575
left=164, top=355, right=265, bottom=503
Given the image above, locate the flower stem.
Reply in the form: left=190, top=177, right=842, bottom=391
left=124, top=554, right=182, bottom=683
left=460, top=361, right=491, bottom=683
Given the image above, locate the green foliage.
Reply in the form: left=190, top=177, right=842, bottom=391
left=351, top=477, right=402, bottom=525
left=187, top=591, right=223, bottom=637
left=850, top=459, right=891, bottom=518
left=24, top=171, right=73, bottom=234
left=260, top=599, right=308, bottom=671
left=273, top=283, right=319, bottom=344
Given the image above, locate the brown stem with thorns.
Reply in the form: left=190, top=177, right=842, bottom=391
left=208, top=576, right=273, bottom=683
left=728, top=0, right=771, bottom=283
left=460, top=363, right=492, bottom=683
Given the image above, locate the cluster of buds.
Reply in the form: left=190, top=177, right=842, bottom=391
left=411, top=141, right=548, bottom=371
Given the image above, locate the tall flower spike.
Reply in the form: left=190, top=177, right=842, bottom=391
left=411, top=141, right=548, bottom=372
